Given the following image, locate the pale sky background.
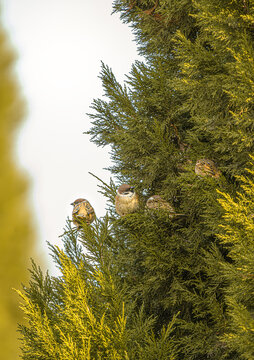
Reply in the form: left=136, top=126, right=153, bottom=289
left=1, top=0, right=140, bottom=274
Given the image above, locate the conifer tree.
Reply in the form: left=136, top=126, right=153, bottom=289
left=0, top=14, right=35, bottom=360
left=19, top=1, right=254, bottom=359
left=87, top=1, right=254, bottom=358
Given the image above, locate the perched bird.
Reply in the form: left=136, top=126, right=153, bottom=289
left=71, top=198, right=95, bottom=228
left=146, top=195, right=184, bottom=217
left=115, top=184, right=139, bottom=216
left=195, top=159, right=221, bottom=179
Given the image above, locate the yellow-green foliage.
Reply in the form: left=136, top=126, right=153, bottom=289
left=217, top=156, right=254, bottom=359
left=18, top=257, right=129, bottom=359
left=0, top=18, right=35, bottom=359
left=18, top=219, right=178, bottom=359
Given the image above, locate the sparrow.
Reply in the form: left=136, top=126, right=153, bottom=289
left=71, top=198, right=95, bottom=228
left=195, top=159, right=221, bottom=179
left=115, top=184, right=139, bottom=216
left=146, top=195, right=184, bottom=217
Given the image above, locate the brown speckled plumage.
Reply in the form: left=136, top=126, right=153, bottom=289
left=146, top=195, right=184, bottom=217
left=195, top=159, right=221, bottom=178
left=115, top=184, right=139, bottom=216
left=71, top=198, right=95, bottom=228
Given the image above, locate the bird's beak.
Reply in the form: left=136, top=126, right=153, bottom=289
left=70, top=202, right=74, bottom=206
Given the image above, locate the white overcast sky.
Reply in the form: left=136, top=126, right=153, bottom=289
left=1, top=0, right=140, bottom=274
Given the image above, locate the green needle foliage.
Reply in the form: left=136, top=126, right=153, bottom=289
left=19, top=1, right=254, bottom=359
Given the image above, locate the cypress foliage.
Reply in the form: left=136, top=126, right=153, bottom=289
left=18, top=220, right=178, bottom=359
left=216, top=157, right=254, bottom=359
left=0, top=15, right=35, bottom=360
left=19, top=1, right=253, bottom=359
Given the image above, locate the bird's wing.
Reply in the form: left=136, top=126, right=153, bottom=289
left=85, top=202, right=94, bottom=215
left=73, top=203, right=82, bottom=215
left=204, top=163, right=216, bottom=175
